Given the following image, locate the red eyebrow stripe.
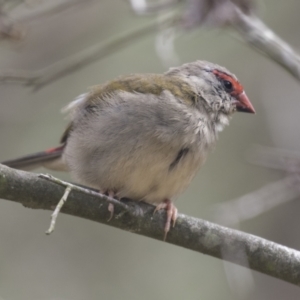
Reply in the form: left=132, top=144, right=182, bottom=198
left=212, top=69, right=244, bottom=95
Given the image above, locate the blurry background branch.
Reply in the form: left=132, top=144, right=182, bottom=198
left=0, top=0, right=94, bottom=41
left=128, top=0, right=182, bottom=14
left=233, top=11, right=300, bottom=81
left=0, top=0, right=300, bottom=89
left=172, top=0, right=300, bottom=81
left=213, top=145, right=300, bottom=228
left=0, top=19, right=167, bottom=90
left=213, top=176, right=300, bottom=227
left=1, top=163, right=300, bottom=287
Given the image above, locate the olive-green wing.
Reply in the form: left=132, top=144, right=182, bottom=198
left=60, top=73, right=196, bottom=144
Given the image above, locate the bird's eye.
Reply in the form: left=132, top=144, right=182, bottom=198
left=222, top=80, right=233, bottom=92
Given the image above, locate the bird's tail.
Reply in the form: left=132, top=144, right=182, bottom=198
left=1, top=145, right=66, bottom=171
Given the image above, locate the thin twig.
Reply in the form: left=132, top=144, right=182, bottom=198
left=46, top=185, right=71, bottom=234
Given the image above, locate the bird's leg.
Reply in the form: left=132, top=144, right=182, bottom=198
left=154, top=199, right=178, bottom=241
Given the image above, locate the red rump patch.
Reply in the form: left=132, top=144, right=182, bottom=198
left=212, top=69, right=244, bottom=96
left=45, top=145, right=64, bottom=154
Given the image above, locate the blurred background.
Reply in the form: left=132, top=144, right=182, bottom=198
left=0, top=0, right=300, bottom=299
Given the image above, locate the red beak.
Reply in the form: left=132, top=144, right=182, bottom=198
left=235, top=92, right=255, bottom=114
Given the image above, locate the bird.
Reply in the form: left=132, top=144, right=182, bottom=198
left=1, top=60, right=255, bottom=240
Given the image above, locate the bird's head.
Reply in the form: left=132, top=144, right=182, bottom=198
left=166, top=60, right=255, bottom=116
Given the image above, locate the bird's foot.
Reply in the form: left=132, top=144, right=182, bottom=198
left=101, top=190, right=119, bottom=221
left=154, top=199, right=178, bottom=241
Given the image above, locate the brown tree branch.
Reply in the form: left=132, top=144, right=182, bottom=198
left=0, top=163, right=300, bottom=286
